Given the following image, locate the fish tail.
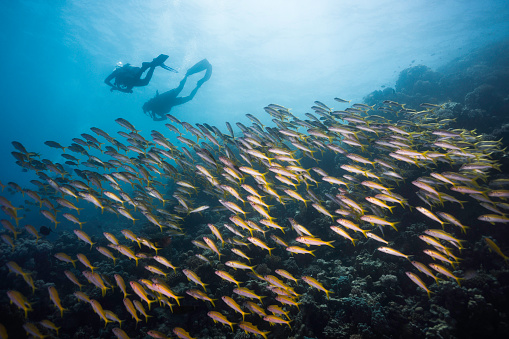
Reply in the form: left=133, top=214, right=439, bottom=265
left=14, top=215, right=23, bottom=227
left=147, top=299, right=157, bottom=310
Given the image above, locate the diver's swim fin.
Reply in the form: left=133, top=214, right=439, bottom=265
left=160, top=63, right=178, bottom=73
left=152, top=54, right=169, bottom=66
left=185, top=59, right=212, bottom=76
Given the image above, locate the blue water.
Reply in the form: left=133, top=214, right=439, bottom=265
left=1, top=0, right=508, bottom=190
left=1, top=1, right=509, bottom=338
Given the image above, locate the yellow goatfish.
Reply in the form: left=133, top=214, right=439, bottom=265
left=296, top=236, right=335, bottom=248
left=330, top=226, right=358, bottom=246
left=203, top=237, right=222, bottom=259
left=23, top=323, right=46, bottom=338
left=377, top=246, right=412, bottom=260
left=360, top=215, right=399, bottom=231
left=173, top=327, right=196, bottom=339
left=114, top=274, right=130, bottom=298
left=286, top=246, right=316, bottom=256
left=48, top=286, right=67, bottom=317
left=77, top=253, right=98, bottom=272
left=231, top=248, right=253, bottom=264
left=222, top=296, right=250, bottom=321
left=311, top=203, right=334, bottom=220
left=301, top=276, right=333, bottom=300
left=238, top=322, right=270, bottom=339
left=428, top=263, right=462, bottom=286
left=186, top=289, right=217, bottom=307
left=208, top=311, right=236, bottom=332
left=90, top=299, right=111, bottom=326
left=416, top=207, right=446, bottom=227
left=123, top=298, right=141, bottom=326
left=484, top=237, right=509, bottom=264
left=129, top=281, right=156, bottom=310
left=406, top=272, right=432, bottom=298
left=182, top=269, right=208, bottom=291
left=478, top=214, right=509, bottom=224
left=7, top=290, right=32, bottom=318
left=247, top=237, right=275, bottom=256
left=74, top=229, right=96, bottom=249
left=225, top=260, right=257, bottom=272
left=215, top=270, right=242, bottom=287
left=275, top=269, right=298, bottom=284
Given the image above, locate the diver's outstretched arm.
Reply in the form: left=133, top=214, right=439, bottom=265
left=104, top=70, right=118, bottom=87
left=105, top=69, right=133, bottom=93
left=110, top=86, right=133, bottom=93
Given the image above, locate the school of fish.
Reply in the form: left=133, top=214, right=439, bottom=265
left=1, top=97, right=508, bottom=338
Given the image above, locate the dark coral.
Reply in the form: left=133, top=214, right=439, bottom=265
left=364, top=39, right=509, bottom=135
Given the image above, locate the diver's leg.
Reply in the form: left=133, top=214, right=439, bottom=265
left=172, top=85, right=201, bottom=107
left=137, top=66, right=156, bottom=86
left=173, top=76, right=188, bottom=96
left=153, top=76, right=187, bottom=102
left=140, top=55, right=168, bottom=70
left=135, top=55, right=168, bottom=87
left=196, top=63, right=212, bottom=87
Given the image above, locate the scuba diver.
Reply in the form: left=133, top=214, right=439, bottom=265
left=143, top=59, right=212, bottom=121
left=104, top=54, right=177, bottom=93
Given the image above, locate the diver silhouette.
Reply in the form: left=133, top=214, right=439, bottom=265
left=104, top=54, right=177, bottom=93
left=142, top=59, right=212, bottom=121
